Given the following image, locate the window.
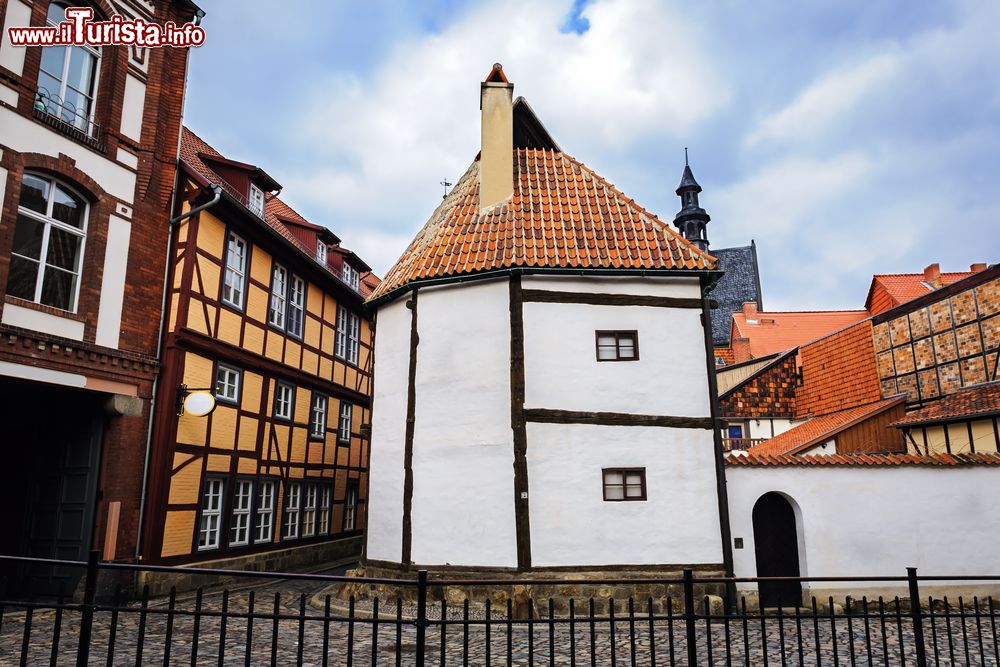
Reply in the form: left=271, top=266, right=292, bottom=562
left=287, top=275, right=305, bottom=337
left=335, top=305, right=361, bottom=364
left=726, top=423, right=745, bottom=440
left=274, top=382, right=294, bottom=421
left=222, top=232, right=248, bottom=309
left=215, top=364, right=241, bottom=404
left=342, top=262, right=360, bottom=291
left=283, top=482, right=301, bottom=540
left=338, top=401, right=353, bottom=443
left=248, top=183, right=265, bottom=218
left=310, top=393, right=328, bottom=439
left=316, top=239, right=327, bottom=264
left=302, top=483, right=317, bottom=538
left=35, top=2, right=100, bottom=134
left=229, top=479, right=253, bottom=546
left=603, top=468, right=646, bottom=502
left=198, top=478, right=225, bottom=550
left=8, top=173, right=88, bottom=311
left=318, top=485, right=332, bottom=535
left=254, top=480, right=276, bottom=543
left=595, top=331, right=639, bottom=361
left=268, top=264, right=287, bottom=328
left=343, top=481, right=359, bottom=531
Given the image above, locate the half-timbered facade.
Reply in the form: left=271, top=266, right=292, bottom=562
left=140, top=128, right=374, bottom=568
left=0, top=0, right=199, bottom=593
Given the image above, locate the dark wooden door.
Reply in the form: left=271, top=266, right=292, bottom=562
left=752, top=492, right=802, bottom=608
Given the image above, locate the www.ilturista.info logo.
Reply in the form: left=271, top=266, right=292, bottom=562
left=7, top=7, right=205, bottom=48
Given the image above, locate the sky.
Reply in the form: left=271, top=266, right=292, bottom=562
left=183, top=0, right=999, bottom=311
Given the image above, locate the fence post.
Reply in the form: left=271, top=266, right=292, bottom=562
left=415, top=569, right=428, bottom=667
left=907, top=567, right=928, bottom=667
left=683, top=568, right=698, bottom=667
left=75, top=549, right=99, bottom=667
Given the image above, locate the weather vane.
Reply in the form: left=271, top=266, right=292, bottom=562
left=440, top=178, right=452, bottom=199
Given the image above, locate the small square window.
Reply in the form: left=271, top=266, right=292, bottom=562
left=595, top=331, right=639, bottom=362
left=215, top=364, right=241, bottom=404
left=274, top=382, right=295, bottom=421
left=603, top=468, right=646, bottom=501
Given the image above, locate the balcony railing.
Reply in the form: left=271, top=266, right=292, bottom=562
left=723, top=437, right=767, bottom=452
left=33, top=87, right=103, bottom=151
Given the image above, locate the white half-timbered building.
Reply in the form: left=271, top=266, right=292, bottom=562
left=364, top=65, right=733, bottom=574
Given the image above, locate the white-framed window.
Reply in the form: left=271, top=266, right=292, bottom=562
left=248, top=182, right=265, bottom=218
left=342, top=262, right=360, bottom=291
left=229, top=479, right=253, bottom=546
left=215, top=364, right=241, bottom=404
left=335, top=306, right=360, bottom=364
left=287, top=275, right=305, bottom=337
left=198, top=478, right=225, bottom=550
left=316, top=239, right=327, bottom=264
left=254, top=480, right=276, bottom=543
left=283, top=482, right=301, bottom=540
left=343, top=481, right=358, bottom=531
left=318, top=485, right=331, bottom=535
left=36, top=2, right=101, bottom=134
left=302, top=483, right=317, bottom=538
left=8, top=172, right=88, bottom=312
left=338, top=401, right=353, bottom=443
left=310, top=393, right=328, bottom=439
left=274, top=382, right=294, bottom=421
left=222, top=232, right=248, bottom=309
left=268, top=264, right=287, bottom=328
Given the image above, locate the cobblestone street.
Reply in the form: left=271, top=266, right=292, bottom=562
left=2, top=574, right=998, bottom=666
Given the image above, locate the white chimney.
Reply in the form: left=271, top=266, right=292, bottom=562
left=480, top=63, right=514, bottom=212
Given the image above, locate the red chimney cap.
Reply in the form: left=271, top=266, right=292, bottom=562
left=484, top=63, right=509, bottom=83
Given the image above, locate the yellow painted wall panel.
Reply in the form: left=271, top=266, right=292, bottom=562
left=197, top=255, right=221, bottom=298
left=290, top=429, right=307, bottom=463
left=302, top=350, right=319, bottom=377
left=265, top=331, right=283, bottom=361
left=168, top=457, right=202, bottom=506
left=320, top=325, right=335, bottom=356
left=336, top=446, right=349, bottom=468
left=319, top=357, right=333, bottom=382
left=241, top=372, right=263, bottom=412
left=294, top=390, right=310, bottom=424
left=361, top=322, right=373, bottom=346
left=176, top=415, right=207, bottom=445
left=207, top=454, right=231, bottom=473
left=923, top=426, right=948, bottom=453
left=210, top=407, right=238, bottom=450
left=305, top=318, right=321, bottom=349
left=183, top=353, right=213, bottom=389
left=308, top=442, right=323, bottom=464
left=250, top=246, right=271, bottom=285
left=198, top=213, right=226, bottom=259
left=217, top=307, right=242, bottom=347
left=334, top=362, right=345, bottom=386
left=307, top=285, right=323, bottom=316
left=345, top=367, right=358, bottom=391
left=243, top=323, right=265, bottom=355
left=238, top=457, right=258, bottom=475
left=285, top=340, right=302, bottom=369
left=167, top=292, right=181, bottom=333
left=946, top=423, right=971, bottom=453
left=247, top=285, right=268, bottom=324
left=172, top=257, right=185, bottom=289
left=160, top=510, right=196, bottom=558
left=971, top=419, right=998, bottom=453
left=273, top=424, right=290, bottom=462
left=186, top=299, right=210, bottom=335
left=175, top=218, right=189, bottom=245
left=238, top=416, right=259, bottom=452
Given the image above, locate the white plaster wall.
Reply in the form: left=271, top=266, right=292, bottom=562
left=523, top=275, right=704, bottom=298
left=528, top=422, right=724, bottom=566
left=1, top=302, right=85, bottom=340
left=365, top=297, right=411, bottom=563
left=95, top=215, right=131, bottom=348
left=0, top=0, right=31, bottom=76
left=747, top=418, right=795, bottom=440
left=119, top=75, right=146, bottom=142
left=727, top=465, right=1000, bottom=590
left=409, top=280, right=517, bottom=567
left=522, top=278, right=710, bottom=418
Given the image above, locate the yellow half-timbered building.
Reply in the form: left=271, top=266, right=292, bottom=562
left=141, top=128, right=376, bottom=566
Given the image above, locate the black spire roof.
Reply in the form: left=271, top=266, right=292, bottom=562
left=677, top=164, right=701, bottom=193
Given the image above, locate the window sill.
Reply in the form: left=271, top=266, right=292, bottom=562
left=4, top=296, right=86, bottom=321
left=32, top=107, right=105, bottom=152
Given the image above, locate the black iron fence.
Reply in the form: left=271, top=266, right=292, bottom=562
left=1, top=553, right=998, bottom=666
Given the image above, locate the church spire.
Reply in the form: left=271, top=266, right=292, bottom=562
left=673, top=149, right=711, bottom=252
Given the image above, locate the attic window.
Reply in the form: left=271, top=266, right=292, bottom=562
left=342, top=262, right=360, bottom=291
left=248, top=183, right=265, bottom=218
left=316, top=239, right=327, bottom=265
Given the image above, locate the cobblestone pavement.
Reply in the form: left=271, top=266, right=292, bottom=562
left=2, top=581, right=998, bottom=666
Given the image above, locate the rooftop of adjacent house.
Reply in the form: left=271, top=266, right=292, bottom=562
left=367, top=66, right=718, bottom=303
left=746, top=396, right=906, bottom=457
left=180, top=127, right=381, bottom=297
left=730, top=304, right=869, bottom=360
left=865, top=263, right=988, bottom=315
left=727, top=451, right=1000, bottom=467
left=890, top=382, right=1000, bottom=428
left=707, top=244, right=762, bottom=346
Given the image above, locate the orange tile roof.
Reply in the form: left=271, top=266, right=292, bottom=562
left=368, top=149, right=718, bottom=302
left=730, top=310, right=869, bottom=360
left=891, top=382, right=1000, bottom=427
left=747, top=396, right=905, bottom=457
left=795, top=319, right=883, bottom=417
left=865, top=272, right=975, bottom=315
left=727, top=451, right=1000, bottom=466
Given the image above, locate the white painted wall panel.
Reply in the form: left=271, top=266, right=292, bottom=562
left=0, top=0, right=31, bottom=76
left=119, top=75, right=146, bottom=142
left=95, top=215, right=131, bottom=348
left=365, top=298, right=411, bottom=563
left=522, top=275, right=703, bottom=298
left=410, top=280, right=517, bottom=567
left=522, top=300, right=711, bottom=417
left=1, top=302, right=85, bottom=340
left=528, top=422, right=723, bottom=566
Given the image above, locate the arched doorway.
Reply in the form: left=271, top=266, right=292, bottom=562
left=752, top=492, right=802, bottom=608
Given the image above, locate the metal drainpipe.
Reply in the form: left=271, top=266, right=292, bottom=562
left=134, top=183, right=221, bottom=564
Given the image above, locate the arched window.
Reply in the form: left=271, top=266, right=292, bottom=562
left=7, top=172, right=88, bottom=311
left=35, top=2, right=101, bottom=134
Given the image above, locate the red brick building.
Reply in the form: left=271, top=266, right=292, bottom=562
left=0, top=0, right=201, bottom=593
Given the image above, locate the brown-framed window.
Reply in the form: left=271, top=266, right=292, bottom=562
left=602, top=468, right=646, bottom=501
left=595, top=330, right=639, bottom=361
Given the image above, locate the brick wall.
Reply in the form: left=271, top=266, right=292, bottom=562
left=720, top=352, right=797, bottom=418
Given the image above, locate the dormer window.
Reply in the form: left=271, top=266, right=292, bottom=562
left=316, top=239, right=327, bottom=265
left=248, top=183, right=265, bottom=218
left=36, top=2, right=101, bottom=136
left=342, top=262, right=360, bottom=291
